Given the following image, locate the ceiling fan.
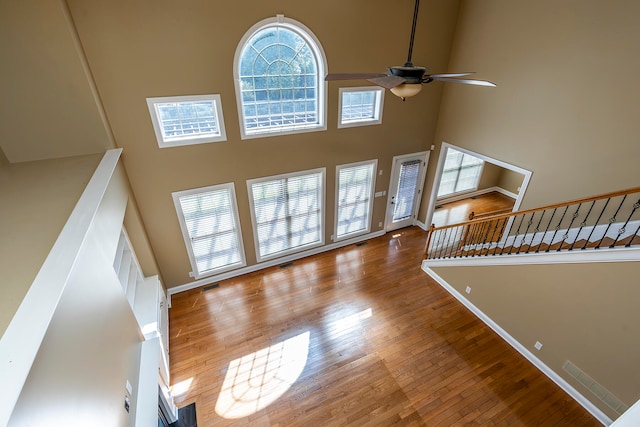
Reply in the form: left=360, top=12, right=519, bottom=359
left=325, top=0, right=496, bottom=101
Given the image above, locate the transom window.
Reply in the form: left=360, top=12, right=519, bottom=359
left=172, top=183, right=245, bottom=279
left=247, top=168, right=325, bottom=262
left=338, top=87, right=384, bottom=128
left=147, top=94, right=226, bottom=148
left=234, top=15, right=327, bottom=139
left=437, top=148, right=484, bottom=198
left=335, top=160, right=377, bottom=240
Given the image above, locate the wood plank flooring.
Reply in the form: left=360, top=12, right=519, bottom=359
left=168, top=226, right=600, bottom=426
left=432, top=192, right=516, bottom=227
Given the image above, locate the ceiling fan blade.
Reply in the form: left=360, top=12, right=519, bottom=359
left=325, top=73, right=388, bottom=81
left=367, top=75, right=407, bottom=89
left=427, top=72, right=475, bottom=78
left=431, top=76, right=496, bottom=87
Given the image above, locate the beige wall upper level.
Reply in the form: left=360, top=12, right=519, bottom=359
left=0, top=154, right=102, bottom=337
left=0, top=1, right=112, bottom=162
left=424, top=0, right=640, bottom=215
left=64, top=0, right=461, bottom=288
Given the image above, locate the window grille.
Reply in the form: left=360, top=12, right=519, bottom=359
left=234, top=16, right=326, bottom=139
left=147, top=95, right=226, bottom=147
left=338, top=87, right=384, bottom=128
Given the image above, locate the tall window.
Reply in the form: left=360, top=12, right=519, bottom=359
left=437, top=148, right=484, bottom=198
left=234, top=15, right=327, bottom=139
left=248, top=168, right=325, bottom=262
left=335, top=160, right=377, bottom=240
left=172, top=183, right=245, bottom=278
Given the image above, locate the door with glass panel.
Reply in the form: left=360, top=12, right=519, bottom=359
left=385, top=152, right=429, bottom=231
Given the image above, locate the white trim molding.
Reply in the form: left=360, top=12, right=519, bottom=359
left=423, top=246, right=640, bottom=268
left=422, top=266, right=613, bottom=426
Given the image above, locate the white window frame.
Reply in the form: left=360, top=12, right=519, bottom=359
left=172, top=182, right=246, bottom=279
left=147, top=94, right=227, bottom=148
left=247, top=168, right=326, bottom=262
left=233, top=14, right=328, bottom=140
left=437, top=147, right=485, bottom=199
left=334, top=159, right=377, bottom=241
left=337, top=87, right=384, bottom=128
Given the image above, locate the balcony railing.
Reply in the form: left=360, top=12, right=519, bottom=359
left=424, top=186, right=640, bottom=260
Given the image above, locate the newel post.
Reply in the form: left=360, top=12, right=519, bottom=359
left=423, top=223, right=436, bottom=260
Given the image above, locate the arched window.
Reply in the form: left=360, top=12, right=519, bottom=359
left=234, top=14, right=327, bottom=139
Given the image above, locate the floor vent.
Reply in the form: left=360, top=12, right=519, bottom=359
left=279, top=262, right=294, bottom=269
left=562, top=360, right=629, bottom=415
left=356, top=241, right=368, bottom=247
left=203, top=283, right=220, bottom=292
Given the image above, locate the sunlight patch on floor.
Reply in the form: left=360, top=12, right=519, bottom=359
left=215, top=331, right=310, bottom=419
left=328, top=307, right=372, bottom=338
left=171, top=377, right=193, bottom=397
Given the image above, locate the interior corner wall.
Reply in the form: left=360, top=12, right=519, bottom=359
left=431, top=261, right=640, bottom=421
left=476, top=162, right=502, bottom=191
left=497, top=167, right=524, bottom=195
left=421, top=0, right=640, bottom=215
left=120, top=164, right=163, bottom=283
left=8, top=163, right=143, bottom=427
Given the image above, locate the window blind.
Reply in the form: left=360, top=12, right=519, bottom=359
left=176, top=185, right=244, bottom=276
left=393, top=159, right=422, bottom=222
left=250, top=170, right=323, bottom=260
left=336, top=162, right=375, bottom=239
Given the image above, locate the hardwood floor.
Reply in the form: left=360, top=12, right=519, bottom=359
left=168, top=226, right=599, bottom=426
left=432, top=192, right=516, bottom=227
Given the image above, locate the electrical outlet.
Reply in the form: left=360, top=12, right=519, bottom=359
left=378, top=222, right=383, bottom=227
left=379, top=170, right=383, bottom=175
left=465, top=286, right=471, bottom=294
left=534, top=341, right=543, bottom=350
left=431, top=144, right=435, bottom=150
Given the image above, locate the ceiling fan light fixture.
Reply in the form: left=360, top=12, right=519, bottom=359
left=390, top=83, right=422, bottom=101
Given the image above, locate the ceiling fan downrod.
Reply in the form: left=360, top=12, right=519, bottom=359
left=405, top=0, right=421, bottom=67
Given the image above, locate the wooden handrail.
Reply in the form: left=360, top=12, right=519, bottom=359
left=432, top=186, right=640, bottom=232
left=468, top=207, right=514, bottom=221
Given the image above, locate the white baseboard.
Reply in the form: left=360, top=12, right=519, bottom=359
left=168, top=230, right=386, bottom=297
left=422, top=266, right=612, bottom=426
left=415, top=219, right=429, bottom=231
left=436, top=186, right=517, bottom=206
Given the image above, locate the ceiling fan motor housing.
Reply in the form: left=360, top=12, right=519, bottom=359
left=389, top=65, right=427, bottom=84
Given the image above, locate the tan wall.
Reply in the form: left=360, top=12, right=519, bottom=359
left=0, top=154, right=102, bottom=337
left=121, top=166, right=162, bottom=282
left=9, top=163, right=143, bottom=427
left=420, top=0, right=640, bottom=219
left=477, top=162, right=502, bottom=191
left=66, top=0, right=461, bottom=288
left=0, top=0, right=111, bottom=162
left=497, top=167, right=524, bottom=195
left=431, top=261, right=640, bottom=420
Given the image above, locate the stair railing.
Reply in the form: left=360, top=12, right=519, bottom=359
left=423, top=186, right=640, bottom=261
